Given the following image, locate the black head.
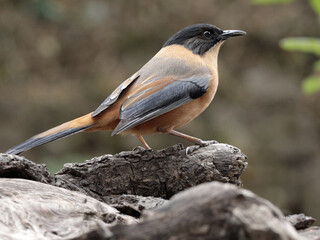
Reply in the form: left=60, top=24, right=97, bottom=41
left=163, top=23, right=246, bottom=55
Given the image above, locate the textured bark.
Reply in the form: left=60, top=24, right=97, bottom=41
left=298, top=227, right=320, bottom=240
left=103, top=195, right=168, bottom=218
left=76, top=182, right=301, bottom=240
left=0, top=178, right=135, bottom=240
left=285, top=214, right=316, bottom=230
left=1, top=143, right=317, bottom=240
left=55, top=143, right=247, bottom=200
left=0, top=142, right=247, bottom=202
left=0, top=153, right=54, bottom=183
left=0, top=178, right=301, bottom=240
left=285, top=214, right=319, bottom=240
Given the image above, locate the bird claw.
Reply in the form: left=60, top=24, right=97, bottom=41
left=184, top=145, right=199, bottom=156
left=132, top=146, right=147, bottom=152
left=196, top=140, right=218, bottom=147
left=185, top=146, right=191, bottom=155
left=183, top=140, right=218, bottom=156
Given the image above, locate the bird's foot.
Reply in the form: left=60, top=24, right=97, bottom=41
left=132, top=146, right=150, bottom=152
left=196, top=140, right=218, bottom=147
left=184, top=140, right=217, bottom=156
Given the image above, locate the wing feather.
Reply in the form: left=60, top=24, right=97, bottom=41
left=112, top=74, right=210, bottom=135
left=91, top=73, right=139, bottom=117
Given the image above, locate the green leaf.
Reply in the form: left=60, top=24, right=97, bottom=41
left=252, top=0, right=295, bottom=4
left=313, top=60, right=320, bottom=72
left=280, top=37, right=320, bottom=56
left=302, top=76, right=320, bottom=95
left=310, top=0, right=320, bottom=17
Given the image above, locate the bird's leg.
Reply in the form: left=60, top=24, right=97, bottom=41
left=167, top=130, right=217, bottom=146
left=168, top=130, right=203, bottom=144
left=136, top=134, right=151, bottom=150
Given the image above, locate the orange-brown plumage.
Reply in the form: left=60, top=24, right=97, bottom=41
left=5, top=24, right=245, bottom=154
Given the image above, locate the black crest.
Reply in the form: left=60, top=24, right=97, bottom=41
left=163, top=24, right=224, bottom=55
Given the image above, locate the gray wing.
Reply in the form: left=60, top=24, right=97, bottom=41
left=91, top=73, right=140, bottom=117
left=112, top=74, right=210, bottom=135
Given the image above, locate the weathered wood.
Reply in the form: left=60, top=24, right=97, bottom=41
left=285, top=214, right=316, bottom=230
left=75, top=182, right=301, bottom=240
left=0, top=153, right=54, bottom=183
left=285, top=214, right=319, bottom=240
left=0, top=142, right=247, bottom=212
left=103, top=194, right=168, bottom=217
left=55, top=143, right=247, bottom=199
left=0, top=178, right=304, bottom=240
left=3, top=143, right=312, bottom=240
left=1, top=142, right=247, bottom=201
left=298, top=226, right=320, bottom=240
left=0, top=142, right=247, bottom=221
left=0, top=178, right=135, bottom=240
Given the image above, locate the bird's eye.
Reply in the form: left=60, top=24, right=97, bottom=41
left=203, top=31, right=212, bottom=38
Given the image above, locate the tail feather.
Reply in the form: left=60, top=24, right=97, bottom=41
left=5, top=114, right=95, bottom=155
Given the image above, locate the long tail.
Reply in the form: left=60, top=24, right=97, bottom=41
left=5, top=113, right=96, bottom=155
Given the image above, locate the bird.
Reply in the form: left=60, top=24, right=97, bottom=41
left=5, top=23, right=246, bottom=155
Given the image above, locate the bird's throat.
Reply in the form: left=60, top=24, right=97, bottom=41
left=201, top=41, right=223, bottom=72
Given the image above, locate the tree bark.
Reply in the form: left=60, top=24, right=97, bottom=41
left=0, top=178, right=134, bottom=240
left=0, top=179, right=303, bottom=240
left=109, top=182, right=301, bottom=240
left=0, top=142, right=317, bottom=240
left=285, top=214, right=316, bottom=230
left=1, top=143, right=247, bottom=202
left=0, top=153, right=54, bottom=183
left=57, top=143, right=247, bottom=199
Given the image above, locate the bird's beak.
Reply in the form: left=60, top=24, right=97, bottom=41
left=219, top=30, right=246, bottom=40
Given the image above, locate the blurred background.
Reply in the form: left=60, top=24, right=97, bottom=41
left=0, top=0, right=319, bottom=220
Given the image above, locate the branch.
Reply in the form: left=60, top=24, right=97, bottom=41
left=1, top=142, right=247, bottom=202
left=0, top=178, right=135, bottom=240
left=77, top=182, right=302, bottom=240
left=55, top=143, right=247, bottom=200
left=0, top=144, right=317, bottom=240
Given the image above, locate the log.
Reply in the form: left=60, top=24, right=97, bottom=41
left=3, top=143, right=317, bottom=240
left=108, top=182, right=301, bottom=240
left=103, top=194, right=168, bottom=218
left=285, top=214, right=319, bottom=240
left=0, top=153, right=54, bottom=184
left=55, top=143, right=247, bottom=200
left=0, top=178, right=135, bottom=240
left=298, top=227, right=320, bottom=240
left=285, top=214, right=316, bottom=230
left=0, top=179, right=304, bottom=240
left=1, top=142, right=247, bottom=202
